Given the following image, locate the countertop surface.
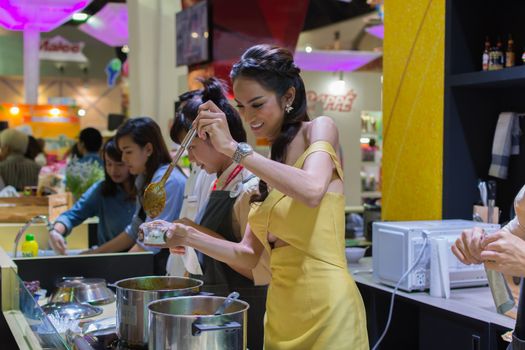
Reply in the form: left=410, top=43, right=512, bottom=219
left=0, top=217, right=99, bottom=227
left=348, top=257, right=516, bottom=329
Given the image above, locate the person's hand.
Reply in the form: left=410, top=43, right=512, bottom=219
left=164, top=223, right=195, bottom=247
left=481, top=230, right=525, bottom=276
left=195, top=100, right=237, bottom=158
left=48, top=230, right=67, bottom=255
left=451, top=227, right=485, bottom=265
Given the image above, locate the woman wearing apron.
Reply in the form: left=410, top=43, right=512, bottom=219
left=143, top=46, right=368, bottom=349
left=154, top=78, right=269, bottom=350
left=453, top=184, right=525, bottom=349
left=166, top=89, right=216, bottom=276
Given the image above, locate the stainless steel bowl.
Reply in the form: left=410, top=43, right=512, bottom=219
left=49, top=277, right=115, bottom=305
left=41, top=302, right=103, bottom=319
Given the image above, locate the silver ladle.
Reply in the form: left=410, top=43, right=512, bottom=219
left=214, top=291, right=240, bottom=315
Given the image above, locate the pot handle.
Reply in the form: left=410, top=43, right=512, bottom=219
left=191, top=321, right=242, bottom=336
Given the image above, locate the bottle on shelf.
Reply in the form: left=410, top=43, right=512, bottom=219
left=496, top=37, right=505, bottom=69
left=333, top=31, right=341, bottom=50
left=482, top=36, right=490, bottom=71
left=505, top=34, right=515, bottom=68
left=490, top=38, right=503, bottom=70
left=21, top=234, right=38, bottom=257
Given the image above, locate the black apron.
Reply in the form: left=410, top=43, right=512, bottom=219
left=511, top=282, right=525, bottom=349
left=190, top=186, right=267, bottom=350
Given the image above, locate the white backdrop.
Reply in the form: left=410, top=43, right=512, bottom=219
left=301, top=71, right=382, bottom=206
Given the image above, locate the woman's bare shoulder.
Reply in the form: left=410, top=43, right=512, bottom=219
left=305, top=117, right=339, bottom=147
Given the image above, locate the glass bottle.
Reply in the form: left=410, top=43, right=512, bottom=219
left=506, top=34, right=515, bottom=68
left=482, top=36, right=490, bottom=71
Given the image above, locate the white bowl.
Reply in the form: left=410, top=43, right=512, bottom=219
left=345, top=247, right=367, bottom=263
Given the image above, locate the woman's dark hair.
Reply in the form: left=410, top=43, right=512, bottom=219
left=79, top=127, right=103, bottom=153
left=116, top=117, right=172, bottom=192
left=230, top=44, right=309, bottom=202
left=170, top=89, right=202, bottom=144
left=25, top=135, right=43, bottom=160
left=101, top=138, right=136, bottom=199
left=170, top=78, right=246, bottom=144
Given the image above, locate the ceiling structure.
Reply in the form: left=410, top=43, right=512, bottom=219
left=65, top=0, right=375, bottom=32
left=303, top=0, right=375, bottom=31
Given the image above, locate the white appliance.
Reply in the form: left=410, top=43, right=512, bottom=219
left=372, top=220, right=500, bottom=292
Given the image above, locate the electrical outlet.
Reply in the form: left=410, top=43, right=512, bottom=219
left=414, top=270, right=426, bottom=288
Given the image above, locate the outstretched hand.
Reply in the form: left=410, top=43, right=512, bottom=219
left=480, top=230, right=525, bottom=276
left=451, top=227, right=485, bottom=265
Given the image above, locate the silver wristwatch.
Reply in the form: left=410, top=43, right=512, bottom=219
left=232, top=142, right=253, bottom=163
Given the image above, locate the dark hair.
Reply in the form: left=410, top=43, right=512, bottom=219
left=170, top=89, right=203, bottom=143
left=25, top=135, right=43, bottom=160
left=170, top=78, right=246, bottom=144
left=230, top=44, right=309, bottom=202
left=69, top=142, right=82, bottom=159
left=79, top=127, right=103, bottom=153
left=101, top=138, right=136, bottom=199
left=116, top=117, right=172, bottom=191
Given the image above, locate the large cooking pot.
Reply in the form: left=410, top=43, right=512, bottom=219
left=148, top=295, right=249, bottom=350
left=114, top=276, right=203, bottom=347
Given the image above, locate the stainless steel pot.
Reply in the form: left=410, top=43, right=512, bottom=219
left=148, top=295, right=249, bottom=350
left=114, top=276, right=203, bottom=347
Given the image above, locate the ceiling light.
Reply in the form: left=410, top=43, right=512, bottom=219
left=50, top=107, right=60, bottom=116
left=9, top=106, right=19, bottom=115
left=305, top=46, right=312, bottom=53
left=77, top=108, right=86, bottom=117
left=72, top=12, right=89, bottom=22
left=329, top=72, right=346, bottom=95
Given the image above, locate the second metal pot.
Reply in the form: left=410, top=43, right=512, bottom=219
left=114, top=276, right=203, bottom=347
left=148, top=295, right=249, bottom=350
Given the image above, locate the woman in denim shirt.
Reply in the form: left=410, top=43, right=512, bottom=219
left=88, top=117, right=186, bottom=274
left=49, top=138, right=136, bottom=254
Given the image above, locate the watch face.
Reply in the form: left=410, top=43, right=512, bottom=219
left=239, top=143, right=252, bottom=153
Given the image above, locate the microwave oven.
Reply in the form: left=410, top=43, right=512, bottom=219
left=372, top=220, right=500, bottom=292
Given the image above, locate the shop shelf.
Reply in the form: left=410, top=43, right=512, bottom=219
left=448, top=66, right=525, bottom=88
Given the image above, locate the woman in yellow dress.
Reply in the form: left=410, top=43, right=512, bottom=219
left=143, top=44, right=368, bottom=349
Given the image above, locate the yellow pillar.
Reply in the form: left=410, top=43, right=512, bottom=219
left=382, top=0, right=445, bottom=220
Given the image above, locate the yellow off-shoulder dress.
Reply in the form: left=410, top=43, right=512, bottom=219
left=248, top=141, right=369, bottom=350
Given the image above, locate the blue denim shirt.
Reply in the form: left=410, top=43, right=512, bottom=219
left=78, top=152, right=103, bottom=168
left=55, top=180, right=136, bottom=245
left=125, top=164, right=186, bottom=253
